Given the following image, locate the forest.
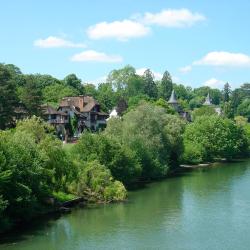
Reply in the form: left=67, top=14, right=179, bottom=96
left=0, top=63, right=249, bottom=233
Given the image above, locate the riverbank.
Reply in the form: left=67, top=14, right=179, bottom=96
left=2, top=157, right=249, bottom=235
left=1, top=159, right=250, bottom=250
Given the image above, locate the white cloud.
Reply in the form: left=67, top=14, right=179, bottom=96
left=143, top=9, right=205, bottom=27
left=87, top=20, right=150, bottom=41
left=136, top=68, right=163, bottom=80
left=203, top=78, right=224, bottom=88
left=34, top=36, right=86, bottom=48
left=71, top=50, right=123, bottom=63
left=179, top=65, right=192, bottom=73
left=194, top=51, right=250, bottom=67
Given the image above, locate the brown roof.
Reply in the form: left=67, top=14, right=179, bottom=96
left=42, top=104, right=68, bottom=116
left=59, top=96, right=99, bottom=113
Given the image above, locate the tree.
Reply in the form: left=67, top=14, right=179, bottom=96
left=105, top=102, right=185, bottom=179
left=192, top=106, right=216, bottom=120
left=0, top=64, right=18, bottom=129
left=97, top=82, right=116, bottom=112
left=74, top=160, right=127, bottom=203
left=42, top=83, right=78, bottom=106
left=158, top=70, right=173, bottom=100
left=143, top=69, right=158, bottom=99
left=223, top=82, right=231, bottom=102
left=107, top=65, right=136, bottom=91
left=73, top=133, right=141, bottom=186
left=183, top=115, right=248, bottom=161
left=18, top=75, right=43, bottom=116
left=237, top=98, right=250, bottom=121
left=64, top=74, right=84, bottom=94
left=174, top=84, right=194, bottom=101
left=84, top=83, right=98, bottom=97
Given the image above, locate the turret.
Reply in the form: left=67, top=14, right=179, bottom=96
left=203, top=93, right=212, bottom=106
left=168, top=90, right=179, bottom=111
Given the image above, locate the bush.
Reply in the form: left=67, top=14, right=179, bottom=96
left=73, top=133, right=141, bottom=186
left=105, top=102, right=185, bottom=179
left=184, top=115, right=249, bottom=161
left=181, top=142, right=205, bottom=164
left=75, top=160, right=127, bottom=203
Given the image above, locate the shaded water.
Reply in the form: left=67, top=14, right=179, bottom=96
left=1, top=160, right=250, bottom=250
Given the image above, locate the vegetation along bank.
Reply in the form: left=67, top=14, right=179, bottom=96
left=0, top=63, right=249, bottom=233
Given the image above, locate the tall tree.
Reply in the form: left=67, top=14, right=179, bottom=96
left=18, top=75, right=43, bottom=116
left=107, top=65, right=136, bottom=91
left=64, top=74, right=84, bottom=94
left=223, top=82, right=231, bottom=102
left=143, top=69, right=158, bottom=98
left=0, top=64, right=18, bottom=129
left=158, top=70, right=173, bottom=100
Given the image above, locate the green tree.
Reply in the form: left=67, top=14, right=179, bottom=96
left=74, top=160, right=127, bottom=203
left=237, top=98, right=250, bottom=121
left=18, top=75, right=43, bottom=116
left=42, top=83, right=78, bottom=106
left=223, top=82, right=231, bottom=102
left=107, top=65, right=136, bottom=91
left=97, top=82, right=116, bottom=112
left=105, top=102, right=185, bottom=179
left=0, top=64, right=18, bottom=129
left=73, top=133, right=141, bottom=186
left=143, top=69, right=158, bottom=99
left=192, top=106, right=216, bottom=120
left=183, top=115, right=248, bottom=161
left=158, top=70, right=173, bottom=100
left=64, top=74, right=84, bottom=94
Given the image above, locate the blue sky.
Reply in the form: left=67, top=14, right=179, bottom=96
left=1, top=0, right=250, bottom=89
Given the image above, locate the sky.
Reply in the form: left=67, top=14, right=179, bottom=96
left=1, top=0, right=250, bottom=89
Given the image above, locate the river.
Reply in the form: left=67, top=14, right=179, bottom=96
left=1, top=160, right=250, bottom=250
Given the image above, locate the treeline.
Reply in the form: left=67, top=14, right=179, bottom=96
left=0, top=104, right=249, bottom=233
left=0, top=63, right=249, bottom=233
left=1, top=63, right=249, bottom=130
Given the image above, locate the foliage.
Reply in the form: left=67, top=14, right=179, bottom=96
left=42, top=83, right=78, bottom=106
left=192, top=106, right=216, bottom=120
left=18, top=75, right=43, bottom=116
left=0, top=64, right=18, bottom=129
left=183, top=115, right=249, bottom=161
left=237, top=98, right=250, bottom=121
left=181, top=142, right=205, bottom=164
left=74, top=160, right=127, bottom=203
left=143, top=69, right=158, bottom=99
left=63, top=74, right=84, bottom=94
left=72, top=133, right=141, bottom=186
left=158, top=70, right=173, bottom=100
left=105, top=102, right=185, bottom=179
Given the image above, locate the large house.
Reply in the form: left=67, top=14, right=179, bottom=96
left=42, top=96, right=109, bottom=138
left=58, top=96, right=109, bottom=132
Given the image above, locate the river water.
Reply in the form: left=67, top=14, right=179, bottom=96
left=1, top=160, right=250, bottom=250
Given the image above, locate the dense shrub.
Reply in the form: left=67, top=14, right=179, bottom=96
left=74, top=160, right=127, bottom=203
left=73, top=133, right=141, bottom=186
left=183, top=115, right=249, bottom=162
left=105, top=102, right=185, bottom=179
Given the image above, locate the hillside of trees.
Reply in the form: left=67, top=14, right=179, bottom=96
left=0, top=63, right=249, bottom=233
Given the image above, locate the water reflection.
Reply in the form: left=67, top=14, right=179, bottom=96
left=1, top=160, right=250, bottom=250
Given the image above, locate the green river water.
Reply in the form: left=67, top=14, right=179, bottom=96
left=1, top=160, right=250, bottom=250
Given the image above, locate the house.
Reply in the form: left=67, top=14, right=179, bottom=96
left=58, top=96, right=109, bottom=132
left=42, top=104, right=69, bottom=137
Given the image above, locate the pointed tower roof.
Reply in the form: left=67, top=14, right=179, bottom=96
left=203, top=93, right=212, bottom=106
left=168, top=90, right=178, bottom=104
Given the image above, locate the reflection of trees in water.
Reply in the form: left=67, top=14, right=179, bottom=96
left=2, top=160, right=250, bottom=250
left=183, top=161, right=249, bottom=199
